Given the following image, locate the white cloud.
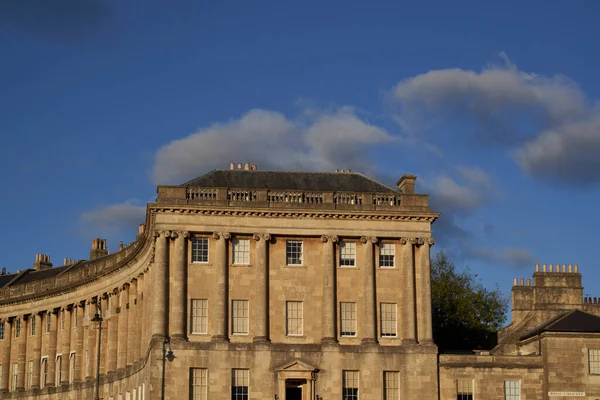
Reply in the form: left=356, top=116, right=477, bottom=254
left=78, top=200, right=145, bottom=243
left=152, top=108, right=394, bottom=185
left=468, top=246, right=535, bottom=268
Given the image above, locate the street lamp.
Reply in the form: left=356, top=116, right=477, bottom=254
left=160, top=337, right=175, bottom=400
left=91, top=299, right=103, bottom=400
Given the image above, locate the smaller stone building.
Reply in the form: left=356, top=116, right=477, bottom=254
left=440, top=264, right=600, bottom=400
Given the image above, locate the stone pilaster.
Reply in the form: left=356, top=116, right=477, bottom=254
left=17, top=316, right=27, bottom=391
left=152, top=231, right=170, bottom=340
left=213, top=232, right=230, bottom=342
left=74, top=302, right=84, bottom=383
left=107, top=292, right=119, bottom=373
left=127, top=279, right=137, bottom=366
left=253, top=233, right=271, bottom=343
left=31, top=313, right=42, bottom=389
left=361, top=236, right=378, bottom=344
left=321, top=234, right=338, bottom=343
left=401, top=238, right=417, bottom=344
left=47, top=310, right=58, bottom=388
left=117, top=285, right=129, bottom=371
left=60, top=306, right=72, bottom=385
left=137, top=274, right=145, bottom=361
left=171, top=231, right=189, bottom=339
left=85, top=301, right=96, bottom=381
left=100, top=295, right=108, bottom=376
left=0, top=318, right=12, bottom=392
left=417, top=238, right=434, bottom=343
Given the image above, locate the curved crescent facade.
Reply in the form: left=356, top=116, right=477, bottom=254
left=0, top=168, right=440, bottom=399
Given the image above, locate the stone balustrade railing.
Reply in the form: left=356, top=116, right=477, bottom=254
left=159, top=186, right=429, bottom=210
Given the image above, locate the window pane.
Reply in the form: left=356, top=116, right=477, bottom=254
left=232, top=239, right=250, bottom=265
left=232, top=300, right=249, bottom=335
left=192, top=238, right=209, bottom=263
left=286, top=241, right=303, bottom=265
left=590, top=349, right=600, bottom=374
left=343, top=370, right=359, bottom=400
left=286, top=301, right=303, bottom=335
left=504, top=380, right=520, bottom=400
left=0, top=322, right=4, bottom=340
left=191, top=368, right=208, bottom=400
left=340, top=302, right=357, bottom=337
left=379, top=243, right=395, bottom=268
left=191, top=299, right=208, bottom=334
left=457, top=379, right=473, bottom=400
left=232, top=369, right=249, bottom=400
left=380, top=303, right=397, bottom=337
left=384, top=371, right=399, bottom=400
left=340, top=242, right=356, bottom=267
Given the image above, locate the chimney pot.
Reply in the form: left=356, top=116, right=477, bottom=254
left=513, top=278, right=518, bottom=286
left=1, top=268, right=5, bottom=275
left=568, top=264, right=573, bottom=273
left=251, top=165, right=257, bottom=171
left=230, top=162, right=235, bottom=170
left=535, top=263, right=540, bottom=272
left=237, top=163, right=242, bottom=170
left=562, top=264, right=566, bottom=273
left=575, top=264, right=579, bottom=273
left=520, top=278, right=524, bottom=286
left=244, top=162, right=250, bottom=170
left=542, top=264, right=547, bottom=272
left=526, top=278, right=531, bottom=286
left=119, top=241, right=124, bottom=251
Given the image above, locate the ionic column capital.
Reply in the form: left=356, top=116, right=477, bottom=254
left=360, top=236, right=378, bottom=244
left=212, top=232, right=231, bottom=240
left=253, top=233, right=271, bottom=242
left=321, top=235, right=339, bottom=243
left=155, top=230, right=171, bottom=238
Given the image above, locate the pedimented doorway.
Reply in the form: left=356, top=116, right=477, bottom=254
left=276, top=360, right=319, bottom=400
left=286, top=379, right=305, bottom=400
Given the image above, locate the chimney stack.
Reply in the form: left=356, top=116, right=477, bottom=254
left=119, top=241, right=124, bottom=251
left=33, top=254, right=53, bottom=271
left=89, top=238, right=108, bottom=260
left=1, top=268, right=5, bottom=275
left=397, top=174, right=417, bottom=194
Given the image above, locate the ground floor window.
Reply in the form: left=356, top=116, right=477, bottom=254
left=343, top=370, right=359, bottom=400
left=504, top=380, right=520, bottom=400
left=384, top=371, right=399, bottom=399
left=191, top=368, right=208, bottom=400
left=232, top=369, right=249, bottom=400
left=457, top=379, right=473, bottom=400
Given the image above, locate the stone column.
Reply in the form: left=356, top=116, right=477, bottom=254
left=171, top=231, right=189, bottom=339
left=417, top=238, right=435, bottom=343
left=117, top=285, right=129, bottom=370
left=213, top=232, right=230, bottom=342
left=60, top=306, right=72, bottom=385
left=47, top=310, right=58, bottom=388
left=74, top=302, right=84, bottom=382
left=17, top=316, right=27, bottom=391
left=152, top=231, right=170, bottom=340
left=85, top=301, right=96, bottom=381
left=127, top=279, right=137, bottom=366
left=253, top=233, right=271, bottom=343
left=137, top=274, right=145, bottom=361
left=360, top=236, right=378, bottom=344
left=107, top=292, right=119, bottom=373
left=100, top=295, right=108, bottom=376
left=401, top=238, right=417, bottom=344
left=0, top=318, right=12, bottom=392
left=31, top=313, right=42, bottom=389
left=321, top=235, right=338, bottom=343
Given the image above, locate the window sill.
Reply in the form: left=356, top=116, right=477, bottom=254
left=191, top=262, right=212, bottom=266
left=285, top=265, right=306, bottom=268
left=231, top=264, right=253, bottom=268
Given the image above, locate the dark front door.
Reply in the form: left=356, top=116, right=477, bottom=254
left=286, top=386, right=302, bottom=400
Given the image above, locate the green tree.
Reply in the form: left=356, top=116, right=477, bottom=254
left=431, top=252, right=508, bottom=352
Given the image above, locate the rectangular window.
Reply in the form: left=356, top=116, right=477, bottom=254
left=232, top=238, right=250, bottom=265
left=590, top=349, right=600, bottom=374
left=30, top=316, right=36, bottom=336
left=11, top=363, right=18, bottom=392
left=60, top=310, right=65, bottom=331
left=40, top=358, right=48, bottom=388
left=384, top=371, right=400, bottom=400
left=379, top=243, right=395, bottom=268
left=380, top=303, right=397, bottom=337
left=231, top=369, right=249, bottom=400
left=340, top=302, right=357, bottom=337
left=73, top=308, right=78, bottom=328
left=46, top=314, right=51, bottom=333
left=191, top=368, right=208, bottom=400
left=27, top=360, right=33, bottom=389
left=69, top=353, right=75, bottom=384
left=232, top=300, right=249, bottom=335
left=343, top=370, right=359, bottom=400
left=340, top=241, right=356, bottom=267
left=192, top=237, right=209, bottom=263
left=504, top=380, right=520, bottom=400
left=457, top=379, right=474, bottom=400
left=0, top=321, right=4, bottom=340
left=286, top=240, right=303, bottom=266
left=286, top=301, right=303, bottom=336
left=15, top=319, right=21, bottom=338
left=56, top=355, right=62, bottom=384
left=190, top=299, right=208, bottom=334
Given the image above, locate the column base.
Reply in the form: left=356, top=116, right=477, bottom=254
left=401, top=338, right=418, bottom=345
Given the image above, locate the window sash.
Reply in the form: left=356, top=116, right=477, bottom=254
left=191, top=299, right=208, bottom=334
left=69, top=353, right=75, bottom=384
left=0, top=322, right=4, bottom=340
left=340, top=302, right=357, bottom=337
left=504, top=380, right=520, bottom=400
left=192, top=238, right=209, bottom=263
left=232, top=239, right=250, bottom=265
left=15, top=319, right=21, bottom=338
left=232, top=369, right=249, bottom=400
left=232, top=300, right=249, bottom=335
left=27, top=361, right=33, bottom=389
left=379, top=243, right=395, bottom=267
left=380, top=303, right=397, bottom=337
left=590, top=349, right=600, bottom=374
left=286, top=240, right=303, bottom=266
left=340, top=242, right=356, bottom=267
left=11, top=363, right=17, bottom=392
left=30, top=317, right=36, bottom=336
left=343, top=370, right=359, bottom=400
left=457, top=379, right=474, bottom=400
left=40, top=359, right=47, bottom=388
left=191, top=368, right=208, bottom=400
left=286, top=301, right=303, bottom=336
left=384, top=371, right=399, bottom=400
left=45, top=314, right=51, bottom=333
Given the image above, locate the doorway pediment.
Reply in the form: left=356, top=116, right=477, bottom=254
left=275, top=359, right=318, bottom=373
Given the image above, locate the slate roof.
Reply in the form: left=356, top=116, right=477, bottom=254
left=182, top=170, right=397, bottom=193
left=520, top=310, right=600, bottom=340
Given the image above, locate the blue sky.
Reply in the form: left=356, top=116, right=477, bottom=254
left=2, top=0, right=600, bottom=302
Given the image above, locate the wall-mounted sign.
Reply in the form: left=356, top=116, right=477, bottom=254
left=548, top=392, right=585, bottom=397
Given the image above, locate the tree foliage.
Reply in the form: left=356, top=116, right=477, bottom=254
left=431, top=252, right=509, bottom=352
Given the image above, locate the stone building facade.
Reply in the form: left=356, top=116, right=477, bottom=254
left=0, top=165, right=440, bottom=399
